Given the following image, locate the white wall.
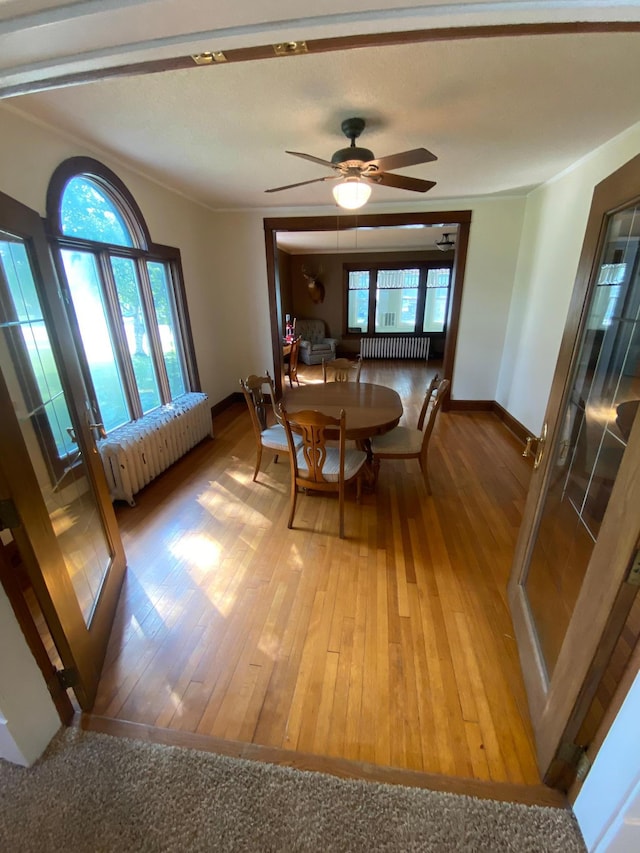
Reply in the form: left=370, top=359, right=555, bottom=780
left=497, top=121, right=640, bottom=433
left=574, top=670, right=640, bottom=852
left=451, top=197, right=525, bottom=400
left=0, top=104, right=236, bottom=406
left=0, top=587, right=60, bottom=765
left=197, top=193, right=527, bottom=403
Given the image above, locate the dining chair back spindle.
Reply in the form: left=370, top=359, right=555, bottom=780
left=370, top=377, right=450, bottom=494
left=240, top=372, right=301, bottom=481
left=322, top=356, right=362, bottom=383
left=280, top=405, right=367, bottom=539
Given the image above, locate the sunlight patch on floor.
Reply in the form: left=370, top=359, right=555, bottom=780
left=198, top=478, right=277, bottom=528
left=227, top=464, right=288, bottom=495
left=169, top=531, right=222, bottom=583
left=127, top=613, right=146, bottom=639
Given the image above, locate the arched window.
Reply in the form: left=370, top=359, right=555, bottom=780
left=47, top=157, right=198, bottom=434
left=60, top=175, right=135, bottom=246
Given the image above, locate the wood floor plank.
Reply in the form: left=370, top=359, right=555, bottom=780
left=344, top=558, right=368, bottom=763
left=374, top=549, right=391, bottom=767
left=91, top=361, right=545, bottom=790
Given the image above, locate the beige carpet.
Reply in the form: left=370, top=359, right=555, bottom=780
left=0, top=728, right=586, bottom=852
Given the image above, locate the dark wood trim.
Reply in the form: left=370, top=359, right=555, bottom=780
left=441, top=218, right=470, bottom=412
left=264, top=222, right=282, bottom=391
left=46, top=157, right=152, bottom=248
left=543, top=579, right=639, bottom=790
left=164, top=249, right=201, bottom=394
left=265, top=211, right=472, bottom=233
left=78, top=713, right=568, bottom=809
left=341, top=258, right=453, bottom=340
left=4, top=22, right=640, bottom=98
left=447, top=399, right=494, bottom=412
left=211, top=392, right=242, bottom=418
left=568, top=635, right=640, bottom=805
left=0, top=542, right=74, bottom=725
left=446, top=400, right=534, bottom=454
left=265, top=211, right=471, bottom=398
left=45, top=158, right=201, bottom=401
left=492, top=401, right=532, bottom=446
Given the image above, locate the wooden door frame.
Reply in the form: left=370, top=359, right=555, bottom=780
left=264, top=210, right=471, bottom=400
left=508, top=152, right=640, bottom=784
left=0, top=541, right=74, bottom=724
left=0, top=189, right=126, bottom=709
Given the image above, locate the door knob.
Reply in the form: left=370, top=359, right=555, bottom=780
left=523, top=422, right=548, bottom=470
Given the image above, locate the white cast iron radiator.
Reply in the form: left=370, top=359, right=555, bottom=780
left=97, top=392, right=213, bottom=506
left=360, top=336, right=430, bottom=359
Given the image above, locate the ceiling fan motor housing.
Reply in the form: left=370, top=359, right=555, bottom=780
left=332, top=117, right=374, bottom=165
left=331, top=146, right=375, bottom=165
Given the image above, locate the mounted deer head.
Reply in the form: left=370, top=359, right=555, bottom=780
left=302, top=265, right=325, bottom=304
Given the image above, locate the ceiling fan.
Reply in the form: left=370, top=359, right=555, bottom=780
left=265, top=117, right=437, bottom=209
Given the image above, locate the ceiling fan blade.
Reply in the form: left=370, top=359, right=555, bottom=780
left=364, top=172, right=437, bottom=193
left=364, top=148, right=437, bottom=172
left=286, top=150, right=337, bottom=169
left=265, top=176, right=337, bottom=193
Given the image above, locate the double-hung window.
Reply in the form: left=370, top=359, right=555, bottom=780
left=346, top=262, right=452, bottom=336
left=47, top=158, right=198, bottom=435
left=347, top=270, right=370, bottom=333
left=375, top=268, right=420, bottom=333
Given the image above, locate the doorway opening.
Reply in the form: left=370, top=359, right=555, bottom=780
left=264, top=211, right=471, bottom=398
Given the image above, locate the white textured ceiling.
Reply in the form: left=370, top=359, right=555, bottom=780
left=2, top=2, right=640, bottom=254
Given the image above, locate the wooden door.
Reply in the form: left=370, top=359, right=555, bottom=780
left=0, top=191, right=126, bottom=709
left=509, top=154, right=640, bottom=789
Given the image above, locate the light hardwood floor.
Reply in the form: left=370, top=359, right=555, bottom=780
left=91, top=361, right=542, bottom=791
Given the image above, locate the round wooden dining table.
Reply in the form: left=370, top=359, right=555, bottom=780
left=282, top=381, right=403, bottom=440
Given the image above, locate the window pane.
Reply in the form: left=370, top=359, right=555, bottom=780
left=347, top=270, right=369, bottom=332
left=423, top=267, right=451, bottom=333
left=21, top=321, right=65, bottom=409
left=0, top=239, right=42, bottom=323
left=375, top=269, right=419, bottom=333
left=61, top=177, right=134, bottom=247
left=0, top=236, right=74, bottom=459
left=111, top=256, right=161, bottom=414
left=148, top=261, right=187, bottom=399
left=61, top=249, right=130, bottom=432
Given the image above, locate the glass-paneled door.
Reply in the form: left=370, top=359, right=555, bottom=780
left=508, top=156, right=640, bottom=788
left=0, top=191, right=125, bottom=709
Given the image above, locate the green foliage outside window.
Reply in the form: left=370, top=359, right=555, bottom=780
left=54, top=168, right=191, bottom=435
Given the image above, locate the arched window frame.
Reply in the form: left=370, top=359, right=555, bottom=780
left=46, top=157, right=200, bottom=434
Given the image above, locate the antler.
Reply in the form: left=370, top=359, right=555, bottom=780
left=302, top=264, right=323, bottom=283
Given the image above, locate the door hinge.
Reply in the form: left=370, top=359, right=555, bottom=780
left=557, top=741, right=591, bottom=781
left=55, top=668, right=78, bottom=690
left=626, top=550, right=640, bottom=587
left=0, top=498, right=20, bottom=532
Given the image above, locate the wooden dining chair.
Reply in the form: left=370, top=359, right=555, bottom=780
left=284, top=335, right=301, bottom=387
left=280, top=405, right=367, bottom=539
left=239, top=372, right=301, bottom=482
left=370, top=378, right=450, bottom=494
left=416, top=372, right=440, bottom=429
left=322, top=355, right=362, bottom=383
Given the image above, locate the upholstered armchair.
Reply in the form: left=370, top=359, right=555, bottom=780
left=295, top=318, right=340, bottom=365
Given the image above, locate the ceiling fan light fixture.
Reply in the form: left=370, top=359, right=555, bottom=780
left=436, top=232, right=455, bottom=251
left=332, top=177, right=371, bottom=210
